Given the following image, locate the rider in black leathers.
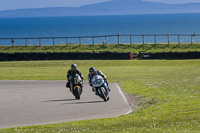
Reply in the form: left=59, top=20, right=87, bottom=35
left=66, top=64, right=83, bottom=90
left=88, top=67, right=110, bottom=92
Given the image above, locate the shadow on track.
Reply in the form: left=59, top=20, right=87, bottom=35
left=42, top=99, right=77, bottom=102
left=64, top=101, right=105, bottom=104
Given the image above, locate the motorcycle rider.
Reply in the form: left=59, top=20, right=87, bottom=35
left=88, top=67, right=110, bottom=93
left=66, top=64, right=83, bottom=90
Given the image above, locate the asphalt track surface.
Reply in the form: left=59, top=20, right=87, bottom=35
left=0, top=81, right=132, bottom=129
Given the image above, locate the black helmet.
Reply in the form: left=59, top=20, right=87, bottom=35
left=89, top=67, right=96, bottom=72
left=71, top=64, right=77, bottom=70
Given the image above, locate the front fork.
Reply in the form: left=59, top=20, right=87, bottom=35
left=103, top=82, right=109, bottom=93
left=95, top=83, right=109, bottom=96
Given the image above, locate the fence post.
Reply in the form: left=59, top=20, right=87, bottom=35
left=168, top=35, right=170, bottom=45
left=118, top=34, right=120, bottom=45
left=130, top=34, right=132, bottom=45
left=92, top=36, right=95, bottom=46
left=105, top=35, right=107, bottom=44
left=191, top=34, right=193, bottom=45
left=66, top=37, right=68, bottom=46
left=53, top=37, right=55, bottom=46
left=154, top=35, right=156, bottom=45
left=142, top=35, right=144, bottom=45
left=39, top=38, right=41, bottom=46
left=26, top=38, right=28, bottom=47
left=11, top=38, right=14, bottom=47
left=79, top=37, right=81, bottom=45
left=178, top=34, right=180, bottom=45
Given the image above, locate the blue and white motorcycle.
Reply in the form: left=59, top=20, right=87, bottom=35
left=92, top=75, right=110, bottom=102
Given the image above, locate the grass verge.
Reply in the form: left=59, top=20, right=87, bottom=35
left=0, top=43, right=200, bottom=54
left=0, top=60, right=199, bottom=132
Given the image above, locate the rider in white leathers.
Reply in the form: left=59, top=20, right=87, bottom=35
left=88, top=67, right=110, bottom=92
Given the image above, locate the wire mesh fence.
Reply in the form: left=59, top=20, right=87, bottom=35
left=0, top=34, right=199, bottom=46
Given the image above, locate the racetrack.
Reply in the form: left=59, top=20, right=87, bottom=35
left=0, top=81, right=132, bottom=129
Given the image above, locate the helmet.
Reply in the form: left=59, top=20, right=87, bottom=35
left=71, top=64, right=77, bottom=70
left=89, top=67, right=96, bottom=72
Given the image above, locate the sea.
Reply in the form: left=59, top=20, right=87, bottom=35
left=0, top=13, right=200, bottom=46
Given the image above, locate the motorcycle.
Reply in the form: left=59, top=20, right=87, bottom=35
left=69, top=74, right=83, bottom=100
left=92, top=75, right=110, bottom=102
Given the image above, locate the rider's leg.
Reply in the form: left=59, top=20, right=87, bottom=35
left=92, top=87, right=98, bottom=95
left=66, top=81, right=70, bottom=89
left=94, top=87, right=98, bottom=95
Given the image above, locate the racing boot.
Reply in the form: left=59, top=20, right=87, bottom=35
left=92, top=87, right=98, bottom=95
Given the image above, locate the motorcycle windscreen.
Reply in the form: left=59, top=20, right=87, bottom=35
left=92, top=75, right=104, bottom=87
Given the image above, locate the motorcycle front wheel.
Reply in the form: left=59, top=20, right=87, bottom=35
left=75, top=87, right=81, bottom=100
left=99, top=87, right=108, bottom=102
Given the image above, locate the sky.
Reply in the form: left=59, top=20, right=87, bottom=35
left=0, top=0, right=200, bottom=11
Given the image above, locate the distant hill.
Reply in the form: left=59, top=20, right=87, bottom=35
left=0, top=0, right=200, bottom=18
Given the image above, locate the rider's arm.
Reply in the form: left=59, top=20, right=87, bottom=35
left=97, top=70, right=107, bottom=80
left=67, top=70, right=71, bottom=80
left=77, top=70, right=84, bottom=79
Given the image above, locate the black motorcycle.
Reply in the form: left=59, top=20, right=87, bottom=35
left=69, top=74, right=83, bottom=100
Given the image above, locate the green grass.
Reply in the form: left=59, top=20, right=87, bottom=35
left=0, top=60, right=200, bottom=132
left=0, top=43, right=200, bottom=54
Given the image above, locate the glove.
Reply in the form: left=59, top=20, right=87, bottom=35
left=80, top=80, right=83, bottom=84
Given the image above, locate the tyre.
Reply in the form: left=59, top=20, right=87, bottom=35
left=107, top=96, right=110, bottom=101
left=100, top=87, right=107, bottom=102
left=75, top=87, right=80, bottom=100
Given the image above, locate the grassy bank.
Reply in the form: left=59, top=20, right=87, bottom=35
left=0, top=60, right=199, bottom=132
left=0, top=43, right=200, bottom=54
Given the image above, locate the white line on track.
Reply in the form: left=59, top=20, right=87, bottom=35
left=116, top=83, right=133, bottom=115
